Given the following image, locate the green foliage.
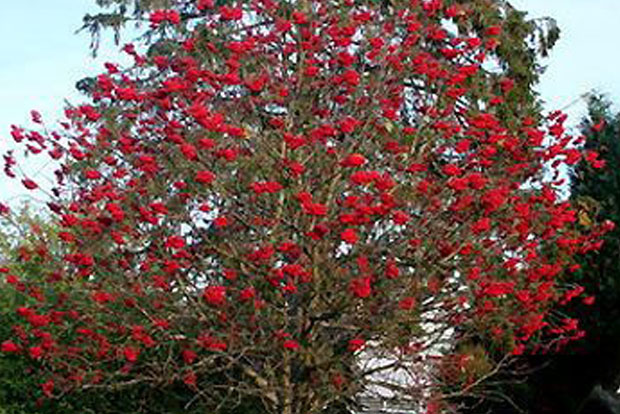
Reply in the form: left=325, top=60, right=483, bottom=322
left=0, top=206, right=267, bottom=413
left=0, top=205, right=61, bottom=413
left=569, top=93, right=620, bottom=387
left=455, top=0, right=560, bottom=123
left=80, top=0, right=199, bottom=55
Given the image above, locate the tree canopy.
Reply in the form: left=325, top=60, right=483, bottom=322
left=0, top=1, right=609, bottom=413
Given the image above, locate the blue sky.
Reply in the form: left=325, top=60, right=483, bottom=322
left=0, top=1, right=617, bottom=205
left=511, top=0, right=620, bottom=118
left=0, top=1, right=132, bottom=128
left=0, top=1, right=134, bottom=205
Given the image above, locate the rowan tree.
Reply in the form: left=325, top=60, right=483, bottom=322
left=523, top=92, right=620, bottom=414
left=462, top=94, right=620, bottom=414
left=1, top=1, right=609, bottom=413
left=0, top=206, right=205, bottom=414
